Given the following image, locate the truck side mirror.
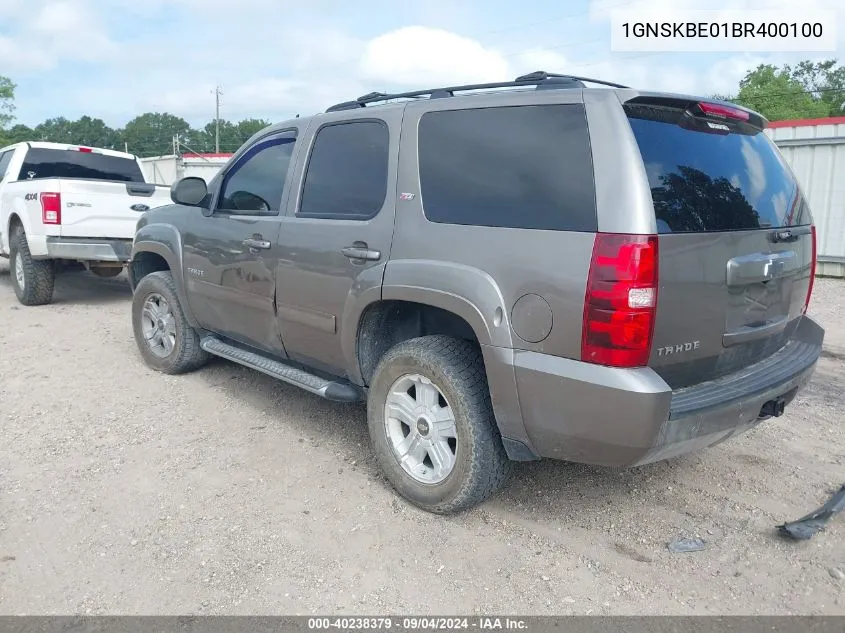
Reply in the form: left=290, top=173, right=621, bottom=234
left=171, top=177, right=208, bottom=207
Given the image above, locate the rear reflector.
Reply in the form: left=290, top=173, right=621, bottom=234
left=697, top=102, right=750, bottom=121
left=804, top=225, right=817, bottom=314
left=41, top=192, right=62, bottom=225
left=582, top=234, right=658, bottom=368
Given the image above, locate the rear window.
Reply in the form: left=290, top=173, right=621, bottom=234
left=418, top=104, right=597, bottom=232
left=626, top=104, right=809, bottom=233
left=18, top=148, right=144, bottom=183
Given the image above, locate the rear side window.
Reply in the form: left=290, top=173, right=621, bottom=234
left=0, top=151, right=12, bottom=182
left=19, top=148, right=144, bottom=183
left=626, top=103, right=809, bottom=233
left=298, top=121, right=389, bottom=219
left=417, top=105, right=597, bottom=232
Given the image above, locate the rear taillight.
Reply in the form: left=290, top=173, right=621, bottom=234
left=41, top=192, right=62, bottom=225
left=804, top=225, right=817, bottom=314
left=582, top=233, right=658, bottom=368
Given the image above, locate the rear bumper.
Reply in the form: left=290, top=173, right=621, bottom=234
left=505, top=315, right=824, bottom=467
left=41, top=237, right=133, bottom=263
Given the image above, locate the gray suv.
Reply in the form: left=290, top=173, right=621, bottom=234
left=128, top=71, right=825, bottom=514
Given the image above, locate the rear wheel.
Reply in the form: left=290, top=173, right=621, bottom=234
left=367, top=335, right=511, bottom=514
left=131, top=271, right=209, bottom=374
left=9, top=229, right=55, bottom=306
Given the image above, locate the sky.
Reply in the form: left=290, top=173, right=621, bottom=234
left=1, top=0, right=843, bottom=128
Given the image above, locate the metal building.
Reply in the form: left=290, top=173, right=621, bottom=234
left=767, top=117, right=845, bottom=278
left=139, top=153, right=232, bottom=187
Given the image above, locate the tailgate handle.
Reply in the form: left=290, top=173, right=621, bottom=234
left=723, top=316, right=788, bottom=347
left=126, top=183, right=156, bottom=198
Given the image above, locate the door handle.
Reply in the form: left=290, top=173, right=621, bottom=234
left=243, top=238, right=271, bottom=250
left=341, top=245, right=381, bottom=261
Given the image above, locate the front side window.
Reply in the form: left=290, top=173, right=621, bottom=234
left=218, top=135, right=296, bottom=215
left=298, top=121, right=389, bottom=219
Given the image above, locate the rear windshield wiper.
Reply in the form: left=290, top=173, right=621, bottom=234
left=770, top=225, right=812, bottom=243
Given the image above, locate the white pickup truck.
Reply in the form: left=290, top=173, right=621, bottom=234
left=0, top=141, right=171, bottom=305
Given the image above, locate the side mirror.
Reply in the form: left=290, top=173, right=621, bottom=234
left=170, top=177, right=208, bottom=207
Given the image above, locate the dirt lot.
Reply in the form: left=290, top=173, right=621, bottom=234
left=0, top=262, right=843, bottom=616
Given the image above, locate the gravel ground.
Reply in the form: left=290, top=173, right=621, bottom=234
left=0, top=262, right=843, bottom=615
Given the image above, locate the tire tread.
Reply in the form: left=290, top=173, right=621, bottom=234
left=132, top=271, right=209, bottom=374
left=369, top=335, right=511, bottom=514
left=10, top=230, right=55, bottom=306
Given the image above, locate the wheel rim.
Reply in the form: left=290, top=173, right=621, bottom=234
left=14, top=253, right=25, bottom=290
left=384, top=373, right=458, bottom=485
left=140, top=293, right=177, bottom=358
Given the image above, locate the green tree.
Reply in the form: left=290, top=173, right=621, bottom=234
left=32, top=117, right=76, bottom=143
left=121, top=112, right=193, bottom=157
left=68, top=116, right=121, bottom=148
left=0, top=75, right=15, bottom=129
left=1, top=75, right=17, bottom=145
left=236, top=118, right=271, bottom=143
left=732, top=64, right=829, bottom=121
left=789, top=59, right=845, bottom=116
left=196, top=118, right=272, bottom=153
left=2, top=124, right=34, bottom=145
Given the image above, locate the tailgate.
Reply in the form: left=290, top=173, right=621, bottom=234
left=58, top=180, right=170, bottom=239
left=624, top=97, right=815, bottom=389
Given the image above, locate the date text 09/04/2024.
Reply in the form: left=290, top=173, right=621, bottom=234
left=621, top=22, right=823, bottom=38
left=307, top=617, right=529, bottom=630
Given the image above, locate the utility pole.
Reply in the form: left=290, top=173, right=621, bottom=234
left=214, top=85, right=223, bottom=154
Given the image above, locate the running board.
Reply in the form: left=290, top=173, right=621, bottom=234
left=200, top=337, right=362, bottom=402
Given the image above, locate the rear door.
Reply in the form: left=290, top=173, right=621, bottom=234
left=274, top=109, right=400, bottom=377
left=17, top=146, right=153, bottom=239
left=624, top=97, right=815, bottom=388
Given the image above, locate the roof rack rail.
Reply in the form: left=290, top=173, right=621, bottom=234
left=325, top=71, right=630, bottom=112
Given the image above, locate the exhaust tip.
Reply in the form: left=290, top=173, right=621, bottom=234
left=760, top=398, right=787, bottom=419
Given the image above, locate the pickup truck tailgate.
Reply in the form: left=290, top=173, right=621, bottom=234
left=58, top=180, right=171, bottom=239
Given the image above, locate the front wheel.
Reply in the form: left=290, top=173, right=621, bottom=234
left=9, top=229, right=55, bottom=306
left=367, top=335, right=511, bottom=514
left=131, top=271, right=209, bottom=374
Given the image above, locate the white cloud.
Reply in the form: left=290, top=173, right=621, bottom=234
left=361, top=26, right=510, bottom=86
left=0, top=0, right=118, bottom=72
left=8, top=0, right=837, bottom=128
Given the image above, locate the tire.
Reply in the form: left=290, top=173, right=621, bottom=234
left=9, top=229, right=55, bottom=306
left=367, top=335, right=511, bottom=514
left=131, top=271, right=210, bottom=374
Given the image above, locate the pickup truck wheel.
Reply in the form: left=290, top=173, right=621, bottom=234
left=132, top=271, right=209, bottom=374
left=9, top=230, right=55, bottom=306
left=367, top=335, right=510, bottom=514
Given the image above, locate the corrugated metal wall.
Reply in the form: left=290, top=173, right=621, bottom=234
left=138, top=155, right=230, bottom=187
left=766, top=120, right=845, bottom=277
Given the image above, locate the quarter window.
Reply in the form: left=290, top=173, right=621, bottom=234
left=218, top=135, right=296, bottom=215
left=417, top=105, right=597, bottom=232
left=299, top=121, right=389, bottom=219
